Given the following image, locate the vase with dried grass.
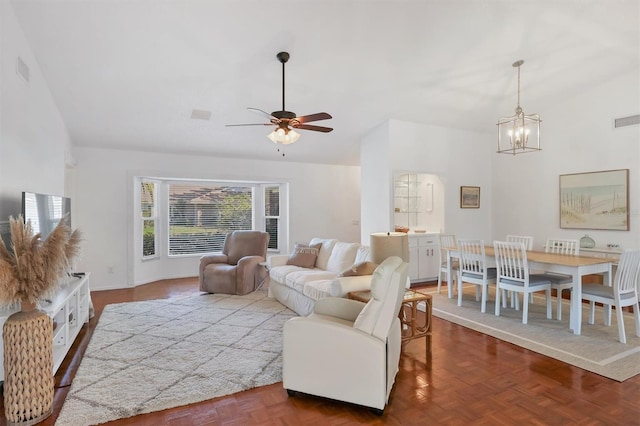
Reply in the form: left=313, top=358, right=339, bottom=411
left=0, top=215, right=81, bottom=425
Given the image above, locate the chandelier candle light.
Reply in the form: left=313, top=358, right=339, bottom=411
left=497, top=60, right=541, bottom=155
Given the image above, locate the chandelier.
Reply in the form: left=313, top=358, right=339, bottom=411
left=497, top=60, right=541, bottom=155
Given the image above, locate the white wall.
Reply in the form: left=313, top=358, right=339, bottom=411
left=361, top=119, right=494, bottom=243
left=70, top=147, right=361, bottom=290
left=492, top=69, right=640, bottom=251
left=359, top=121, right=392, bottom=244
left=0, top=2, right=70, bottom=224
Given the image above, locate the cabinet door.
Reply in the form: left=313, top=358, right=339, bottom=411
left=417, top=245, right=433, bottom=279
left=419, top=243, right=440, bottom=280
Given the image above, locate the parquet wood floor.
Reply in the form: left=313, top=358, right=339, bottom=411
left=1, top=277, right=639, bottom=425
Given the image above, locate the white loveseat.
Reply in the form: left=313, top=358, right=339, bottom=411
left=267, top=238, right=375, bottom=316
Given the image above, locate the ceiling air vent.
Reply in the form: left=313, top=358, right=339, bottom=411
left=16, top=56, right=30, bottom=84
left=190, top=109, right=212, bottom=120
left=613, top=114, right=640, bottom=128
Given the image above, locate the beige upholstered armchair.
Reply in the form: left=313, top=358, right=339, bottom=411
left=199, top=230, right=269, bottom=295
left=282, top=256, right=408, bottom=414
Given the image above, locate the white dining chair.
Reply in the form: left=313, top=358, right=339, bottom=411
left=493, top=240, right=552, bottom=324
left=506, top=235, right=535, bottom=304
left=438, top=234, right=458, bottom=296
left=581, top=249, right=640, bottom=344
left=457, top=239, right=496, bottom=313
left=538, top=238, right=580, bottom=320
left=506, top=235, right=533, bottom=250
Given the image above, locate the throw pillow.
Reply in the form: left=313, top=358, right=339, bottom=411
left=286, top=243, right=322, bottom=268
left=338, top=261, right=378, bottom=277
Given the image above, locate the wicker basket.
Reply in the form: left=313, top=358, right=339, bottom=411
left=3, top=308, right=54, bottom=425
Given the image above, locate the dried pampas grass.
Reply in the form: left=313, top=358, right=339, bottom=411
left=0, top=215, right=82, bottom=305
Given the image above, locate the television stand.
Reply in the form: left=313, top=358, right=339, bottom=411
left=0, top=273, right=91, bottom=382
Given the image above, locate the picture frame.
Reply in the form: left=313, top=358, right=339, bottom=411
left=559, top=169, right=629, bottom=231
left=460, top=186, right=480, bottom=209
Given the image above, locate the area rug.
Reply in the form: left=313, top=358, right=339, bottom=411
left=423, top=285, right=640, bottom=382
left=55, top=289, right=295, bottom=426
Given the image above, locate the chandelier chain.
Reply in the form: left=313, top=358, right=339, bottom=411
left=516, top=64, right=521, bottom=109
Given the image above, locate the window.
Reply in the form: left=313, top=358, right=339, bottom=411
left=140, top=181, right=157, bottom=258
left=136, top=178, right=287, bottom=259
left=168, top=183, right=253, bottom=255
left=264, top=186, right=279, bottom=250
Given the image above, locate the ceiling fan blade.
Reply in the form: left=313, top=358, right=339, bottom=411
left=294, top=124, right=334, bottom=133
left=296, top=112, right=332, bottom=123
left=225, top=123, right=275, bottom=127
left=247, top=107, right=278, bottom=120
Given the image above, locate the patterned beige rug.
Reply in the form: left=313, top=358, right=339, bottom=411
left=424, top=285, right=640, bottom=382
left=55, top=289, right=295, bottom=426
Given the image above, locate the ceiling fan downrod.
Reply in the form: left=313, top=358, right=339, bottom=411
left=277, top=51, right=290, bottom=113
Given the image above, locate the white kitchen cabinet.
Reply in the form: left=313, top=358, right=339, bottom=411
left=408, top=235, right=439, bottom=283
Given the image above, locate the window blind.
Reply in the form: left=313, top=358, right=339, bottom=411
left=168, top=183, right=253, bottom=255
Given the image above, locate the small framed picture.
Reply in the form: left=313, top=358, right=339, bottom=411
left=460, top=186, right=480, bottom=208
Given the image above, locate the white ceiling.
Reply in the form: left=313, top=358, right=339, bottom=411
left=10, top=0, right=639, bottom=166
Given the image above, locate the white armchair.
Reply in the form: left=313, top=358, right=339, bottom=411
left=282, top=256, right=408, bottom=414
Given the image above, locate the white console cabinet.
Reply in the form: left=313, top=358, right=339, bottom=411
left=408, top=234, right=439, bottom=283
left=0, top=273, right=91, bottom=382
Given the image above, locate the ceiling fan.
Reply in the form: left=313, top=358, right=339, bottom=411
left=227, top=51, right=333, bottom=145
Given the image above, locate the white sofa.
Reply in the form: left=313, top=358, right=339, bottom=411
left=267, top=238, right=375, bottom=316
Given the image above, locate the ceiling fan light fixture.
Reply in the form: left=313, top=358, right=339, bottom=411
left=267, top=128, right=300, bottom=145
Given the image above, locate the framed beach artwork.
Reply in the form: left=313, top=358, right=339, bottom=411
left=559, top=169, right=629, bottom=230
left=460, top=186, right=480, bottom=209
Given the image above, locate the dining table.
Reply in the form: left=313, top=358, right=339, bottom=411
left=443, top=245, right=613, bottom=335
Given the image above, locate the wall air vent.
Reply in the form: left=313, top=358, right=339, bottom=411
left=16, top=56, right=30, bottom=84
left=190, top=109, right=212, bottom=120
left=613, top=114, right=640, bottom=128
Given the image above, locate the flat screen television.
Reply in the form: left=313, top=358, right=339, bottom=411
left=21, top=192, right=71, bottom=239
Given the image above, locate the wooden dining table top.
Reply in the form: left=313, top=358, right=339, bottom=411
left=444, top=246, right=613, bottom=267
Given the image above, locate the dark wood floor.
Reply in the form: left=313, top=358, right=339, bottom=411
left=2, top=277, right=639, bottom=425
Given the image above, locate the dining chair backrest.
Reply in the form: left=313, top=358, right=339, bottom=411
left=494, top=241, right=532, bottom=286
left=506, top=235, right=533, bottom=250
left=458, top=239, right=490, bottom=277
left=615, top=249, right=640, bottom=297
left=439, top=234, right=457, bottom=266
left=545, top=238, right=579, bottom=255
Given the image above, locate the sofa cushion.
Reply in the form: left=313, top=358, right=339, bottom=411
left=309, top=238, right=337, bottom=270
left=301, top=279, right=334, bottom=301
left=285, top=269, right=338, bottom=293
left=354, top=245, right=372, bottom=264
left=286, top=242, right=322, bottom=268
left=269, top=264, right=307, bottom=284
left=325, top=242, right=360, bottom=273
left=330, top=275, right=374, bottom=297
left=338, top=261, right=378, bottom=277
